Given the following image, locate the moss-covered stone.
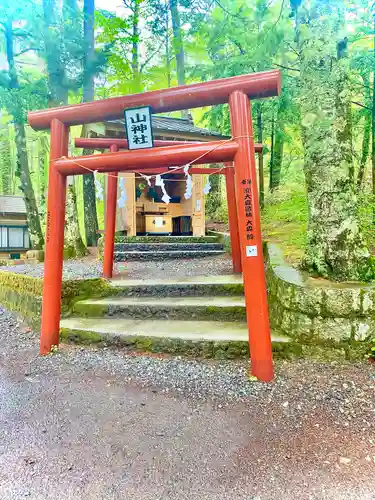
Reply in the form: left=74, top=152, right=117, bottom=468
left=361, top=290, right=374, bottom=314
left=275, top=279, right=296, bottom=309
left=280, top=309, right=313, bottom=337
left=26, top=250, right=45, bottom=262
left=114, top=282, right=244, bottom=298
left=0, top=271, right=43, bottom=295
left=313, top=317, right=352, bottom=342
left=291, top=286, right=323, bottom=316
left=266, top=242, right=375, bottom=352
left=60, top=325, right=373, bottom=363
left=352, top=319, right=375, bottom=341
left=60, top=328, right=104, bottom=345
left=0, top=270, right=114, bottom=329
left=61, top=278, right=114, bottom=314
left=322, top=287, right=361, bottom=317
left=73, top=302, right=108, bottom=317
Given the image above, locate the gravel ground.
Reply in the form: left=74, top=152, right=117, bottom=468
left=0, top=305, right=375, bottom=499
left=0, top=254, right=233, bottom=280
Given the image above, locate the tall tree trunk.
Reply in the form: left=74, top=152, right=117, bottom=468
left=269, top=102, right=284, bottom=191
left=42, top=0, right=86, bottom=255
left=169, top=0, right=185, bottom=85
left=372, top=13, right=375, bottom=201
left=131, top=0, right=140, bottom=76
left=38, top=135, right=48, bottom=223
left=269, top=110, right=275, bottom=192
left=357, top=73, right=371, bottom=192
left=14, top=122, right=44, bottom=249
left=83, top=0, right=95, bottom=103
left=5, top=19, right=44, bottom=249
left=65, top=179, right=87, bottom=257
left=64, top=0, right=87, bottom=256
left=271, top=133, right=284, bottom=190
left=169, top=0, right=187, bottom=117
left=255, top=103, right=264, bottom=209
left=165, top=1, right=171, bottom=88
left=297, top=2, right=373, bottom=281
left=43, top=0, right=68, bottom=105
left=82, top=0, right=99, bottom=247
left=0, top=125, right=13, bottom=195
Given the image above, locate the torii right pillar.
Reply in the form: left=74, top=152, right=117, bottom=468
left=229, top=91, right=274, bottom=382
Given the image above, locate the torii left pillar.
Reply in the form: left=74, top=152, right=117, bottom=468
left=40, top=119, right=69, bottom=354
left=103, top=144, right=119, bottom=278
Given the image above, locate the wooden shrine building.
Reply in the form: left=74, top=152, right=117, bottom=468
left=87, top=115, right=229, bottom=237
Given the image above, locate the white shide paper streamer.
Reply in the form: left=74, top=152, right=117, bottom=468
left=117, top=177, right=127, bottom=208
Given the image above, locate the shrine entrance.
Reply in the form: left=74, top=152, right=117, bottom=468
left=28, top=70, right=281, bottom=382
left=74, top=137, right=264, bottom=277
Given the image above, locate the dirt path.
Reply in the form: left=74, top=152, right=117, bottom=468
left=0, top=306, right=374, bottom=499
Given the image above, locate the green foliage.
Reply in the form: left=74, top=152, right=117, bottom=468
left=0, top=0, right=374, bottom=278
left=205, top=174, right=226, bottom=222
left=0, top=124, right=12, bottom=194
left=262, top=186, right=308, bottom=262
left=369, top=339, right=375, bottom=361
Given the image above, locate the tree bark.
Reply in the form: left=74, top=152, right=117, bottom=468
left=14, top=122, right=44, bottom=249
left=42, top=0, right=86, bottom=255
left=82, top=0, right=99, bottom=246
left=372, top=13, right=375, bottom=200
left=165, top=4, right=172, bottom=88
left=269, top=110, right=275, bottom=192
left=4, top=18, right=44, bottom=249
left=38, top=134, right=49, bottom=220
left=169, top=0, right=185, bottom=86
left=43, top=0, right=68, bottom=105
left=65, top=179, right=87, bottom=257
left=297, top=2, right=373, bottom=281
left=271, top=131, right=284, bottom=190
left=356, top=73, right=371, bottom=192
left=169, top=0, right=188, bottom=117
left=255, top=103, right=264, bottom=208
left=83, top=0, right=95, bottom=103
left=131, top=0, right=140, bottom=76
left=0, top=125, right=13, bottom=195
left=269, top=101, right=284, bottom=191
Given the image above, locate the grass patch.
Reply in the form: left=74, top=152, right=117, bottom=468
left=262, top=186, right=307, bottom=265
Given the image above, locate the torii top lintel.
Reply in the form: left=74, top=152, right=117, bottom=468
left=28, top=70, right=281, bottom=130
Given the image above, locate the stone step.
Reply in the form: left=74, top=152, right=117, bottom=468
left=108, top=275, right=244, bottom=297
left=60, top=317, right=290, bottom=359
left=114, top=243, right=224, bottom=252
left=115, top=236, right=220, bottom=244
left=114, top=250, right=225, bottom=261
left=73, top=295, right=246, bottom=321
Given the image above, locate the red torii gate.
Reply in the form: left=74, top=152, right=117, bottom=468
left=28, top=70, right=281, bottom=382
left=75, top=137, right=264, bottom=278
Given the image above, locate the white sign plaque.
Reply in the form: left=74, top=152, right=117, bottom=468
left=246, top=245, right=258, bottom=257
left=124, top=106, right=154, bottom=150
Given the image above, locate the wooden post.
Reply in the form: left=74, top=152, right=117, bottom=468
left=229, top=91, right=274, bottom=382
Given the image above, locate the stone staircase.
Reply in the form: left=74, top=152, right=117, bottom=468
left=60, top=275, right=290, bottom=359
left=113, top=236, right=225, bottom=261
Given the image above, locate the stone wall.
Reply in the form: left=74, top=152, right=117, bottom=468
left=0, top=271, right=113, bottom=329
left=207, top=230, right=232, bottom=253
left=265, top=244, right=375, bottom=344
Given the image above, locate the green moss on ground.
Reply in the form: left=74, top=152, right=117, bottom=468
left=262, top=188, right=307, bottom=265
left=60, top=325, right=373, bottom=363
left=0, top=270, right=115, bottom=328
